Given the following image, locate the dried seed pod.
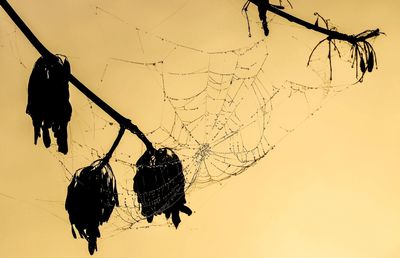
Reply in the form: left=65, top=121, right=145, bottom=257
left=26, top=55, right=72, bottom=154
left=65, top=160, right=119, bottom=255
left=367, top=50, right=374, bottom=72
left=134, top=148, right=192, bottom=228
left=360, top=56, right=366, bottom=73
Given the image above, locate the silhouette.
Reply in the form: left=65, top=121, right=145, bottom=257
left=0, top=0, right=383, bottom=255
left=134, top=148, right=192, bottom=228
left=241, top=1, right=380, bottom=80
left=26, top=55, right=71, bottom=154
left=252, top=0, right=269, bottom=36
left=65, top=160, right=119, bottom=255
left=242, top=0, right=270, bottom=36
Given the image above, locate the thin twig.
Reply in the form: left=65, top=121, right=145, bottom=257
left=103, top=126, right=126, bottom=163
left=266, top=4, right=380, bottom=44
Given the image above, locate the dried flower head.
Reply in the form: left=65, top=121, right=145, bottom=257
left=134, top=148, right=192, bottom=228
left=65, top=159, right=119, bottom=255
left=26, top=55, right=72, bottom=154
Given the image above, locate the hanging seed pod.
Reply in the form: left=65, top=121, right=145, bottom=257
left=26, top=55, right=72, bottom=154
left=360, top=56, right=366, bottom=73
left=367, top=50, right=375, bottom=72
left=134, top=148, right=192, bottom=228
left=65, top=159, right=119, bottom=255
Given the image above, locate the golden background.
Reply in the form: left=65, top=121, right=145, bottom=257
left=0, top=0, right=399, bottom=257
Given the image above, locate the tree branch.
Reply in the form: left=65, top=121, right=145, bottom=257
left=97, top=126, right=126, bottom=169
left=266, top=4, right=380, bottom=43
left=0, top=0, right=154, bottom=151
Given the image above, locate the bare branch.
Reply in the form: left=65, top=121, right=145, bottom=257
left=0, top=0, right=155, bottom=151
left=266, top=5, right=381, bottom=44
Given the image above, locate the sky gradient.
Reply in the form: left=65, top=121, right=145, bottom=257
left=0, top=1, right=399, bottom=257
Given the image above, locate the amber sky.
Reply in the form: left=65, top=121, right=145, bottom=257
left=0, top=0, right=399, bottom=258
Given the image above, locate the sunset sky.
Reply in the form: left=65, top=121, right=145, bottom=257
left=0, top=1, right=399, bottom=257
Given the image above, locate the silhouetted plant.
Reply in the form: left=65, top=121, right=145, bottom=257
left=26, top=55, right=71, bottom=154
left=0, top=0, right=383, bottom=255
left=242, top=1, right=382, bottom=81
left=134, top=148, right=192, bottom=228
left=65, top=159, right=118, bottom=255
left=306, top=13, right=380, bottom=81
left=65, top=127, right=124, bottom=255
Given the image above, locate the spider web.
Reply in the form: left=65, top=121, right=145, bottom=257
left=57, top=6, right=355, bottom=232
left=0, top=0, right=362, bottom=233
